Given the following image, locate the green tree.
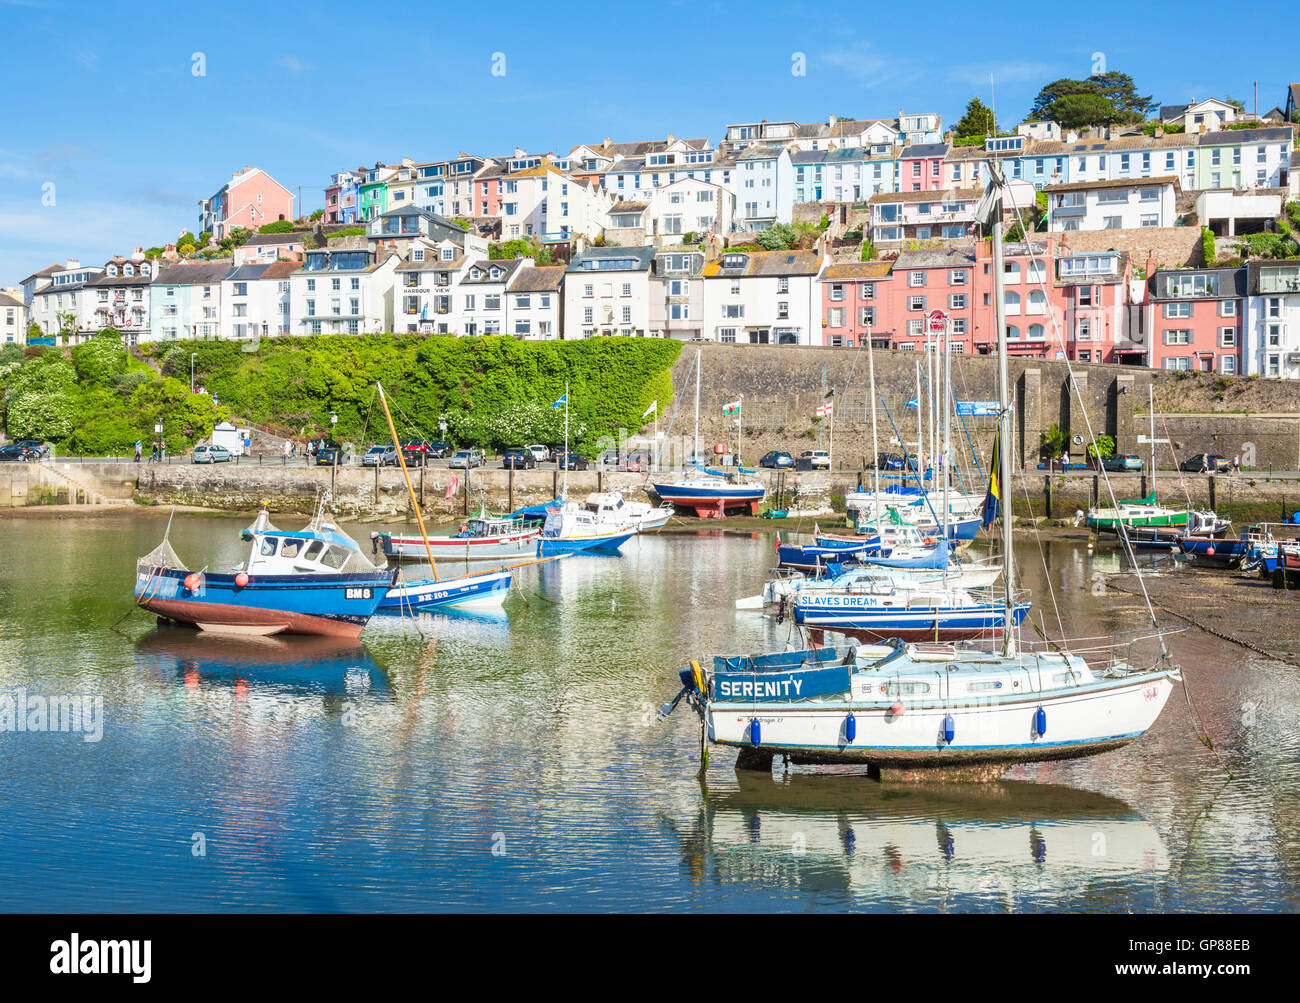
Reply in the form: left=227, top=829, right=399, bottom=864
left=860, top=238, right=876, bottom=262
left=309, top=209, right=324, bottom=221
left=1047, top=92, right=1120, bottom=129
left=954, top=97, right=998, bottom=138
left=1087, top=71, right=1155, bottom=121
left=754, top=223, right=797, bottom=250
left=1038, top=423, right=1067, bottom=460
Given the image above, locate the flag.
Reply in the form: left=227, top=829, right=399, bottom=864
left=444, top=476, right=459, bottom=502
left=981, top=437, right=1001, bottom=530
left=641, top=400, right=657, bottom=419
left=551, top=393, right=567, bottom=408
left=816, top=401, right=833, bottom=418
left=722, top=399, right=741, bottom=416
left=774, top=531, right=780, bottom=557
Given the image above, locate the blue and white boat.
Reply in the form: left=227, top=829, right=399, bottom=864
left=537, top=505, right=637, bottom=555
left=793, top=576, right=1030, bottom=642
left=662, top=632, right=1183, bottom=782
left=736, top=559, right=1004, bottom=611
left=651, top=468, right=766, bottom=519
left=776, top=531, right=884, bottom=571
left=135, top=504, right=396, bottom=638
left=377, top=566, right=513, bottom=613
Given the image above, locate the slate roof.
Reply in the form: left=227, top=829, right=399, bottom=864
left=509, top=265, right=565, bottom=292
left=155, top=262, right=234, bottom=285
left=1045, top=175, right=1180, bottom=193
left=898, top=143, right=948, bottom=158
left=891, top=249, right=977, bottom=269
left=700, top=249, right=822, bottom=277
left=822, top=261, right=894, bottom=280
left=870, top=187, right=982, bottom=203
left=1148, top=266, right=1247, bottom=300
left=462, top=258, right=525, bottom=284
left=566, top=246, right=657, bottom=272
left=1199, top=126, right=1293, bottom=146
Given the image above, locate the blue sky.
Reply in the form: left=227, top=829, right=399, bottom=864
left=0, top=0, right=1293, bottom=285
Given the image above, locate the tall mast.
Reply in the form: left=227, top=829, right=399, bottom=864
left=563, top=380, right=569, bottom=501
left=989, top=162, right=1015, bottom=658
left=693, top=348, right=700, bottom=466
left=914, top=361, right=923, bottom=506
left=1148, top=382, right=1156, bottom=499
left=376, top=382, right=439, bottom=581
left=942, top=316, right=951, bottom=542
left=866, top=322, right=880, bottom=503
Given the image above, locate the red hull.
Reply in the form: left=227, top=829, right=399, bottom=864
left=141, top=597, right=365, bottom=639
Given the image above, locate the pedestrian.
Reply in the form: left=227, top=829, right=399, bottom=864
left=284, top=440, right=291, bottom=461
left=1059, top=451, right=1068, bottom=471
left=1233, top=454, right=1240, bottom=473
left=134, top=440, right=142, bottom=463
left=1199, top=455, right=1208, bottom=474
left=161, top=442, right=167, bottom=462
left=291, top=440, right=297, bottom=458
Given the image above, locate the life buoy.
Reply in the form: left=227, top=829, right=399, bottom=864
left=459, top=524, right=468, bottom=533
left=923, top=536, right=937, bottom=546
left=689, top=660, right=705, bottom=695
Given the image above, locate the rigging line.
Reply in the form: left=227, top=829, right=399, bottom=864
left=877, top=393, right=944, bottom=529
left=999, top=176, right=1159, bottom=627
left=1013, top=462, right=1067, bottom=639
left=653, top=349, right=695, bottom=471
left=1159, top=412, right=1196, bottom=511
left=947, top=354, right=987, bottom=479
left=915, top=362, right=971, bottom=496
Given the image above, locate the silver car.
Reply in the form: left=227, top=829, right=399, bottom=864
left=361, top=445, right=398, bottom=467
left=448, top=449, right=482, bottom=469
left=192, top=444, right=231, bottom=464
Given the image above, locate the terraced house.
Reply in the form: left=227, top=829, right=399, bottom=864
left=86, top=252, right=158, bottom=344
left=563, top=246, right=655, bottom=338
left=289, top=245, right=398, bottom=335
left=198, top=166, right=295, bottom=239
left=1145, top=267, right=1245, bottom=373
left=149, top=262, right=228, bottom=341
left=1244, top=261, right=1300, bottom=379
left=699, top=248, right=824, bottom=345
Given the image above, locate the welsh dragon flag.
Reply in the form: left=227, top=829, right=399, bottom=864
left=722, top=400, right=741, bottom=416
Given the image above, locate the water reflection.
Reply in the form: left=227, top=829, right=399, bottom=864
left=136, top=626, right=390, bottom=701
left=675, top=772, right=1169, bottom=909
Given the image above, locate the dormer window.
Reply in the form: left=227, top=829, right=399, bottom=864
left=490, top=268, right=501, bottom=279
left=106, top=265, right=117, bottom=276
left=123, top=264, right=134, bottom=276
left=471, top=268, right=482, bottom=279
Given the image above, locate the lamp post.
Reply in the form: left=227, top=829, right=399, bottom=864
left=190, top=352, right=197, bottom=393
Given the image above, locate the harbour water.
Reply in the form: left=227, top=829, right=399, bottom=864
left=0, top=511, right=1296, bottom=912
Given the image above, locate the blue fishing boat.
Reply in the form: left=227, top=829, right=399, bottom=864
left=775, top=531, right=884, bottom=571
left=536, top=506, right=637, bottom=555
left=135, top=504, right=396, bottom=638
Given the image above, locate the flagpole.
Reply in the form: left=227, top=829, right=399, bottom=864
left=563, top=380, right=569, bottom=502
left=738, top=394, right=743, bottom=467
left=653, top=404, right=658, bottom=474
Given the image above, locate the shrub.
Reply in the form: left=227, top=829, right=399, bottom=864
left=257, top=220, right=298, bottom=234
left=1201, top=226, right=1216, bottom=267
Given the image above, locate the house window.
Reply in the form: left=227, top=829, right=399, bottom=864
left=860, top=282, right=875, bottom=299
left=1219, top=327, right=1237, bottom=347
left=1163, top=329, right=1191, bottom=345
left=1164, top=302, right=1192, bottom=318
left=860, top=307, right=875, bottom=326
left=1219, top=300, right=1237, bottom=317
left=829, top=283, right=845, bottom=301
left=828, top=307, right=845, bottom=327
left=949, top=293, right=966, bottom=310
left=950, top=270, right=967, bottom=285
left=718, top=327, right=737, bottom=343
left=908, top=296, right=926, bottom=311
left=1220, top=355, right=1237, bottom=374
left=908, top=271, right=926, bottom=287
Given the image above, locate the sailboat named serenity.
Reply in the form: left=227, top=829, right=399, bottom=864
left=661, top=165, right=1184, bottom=782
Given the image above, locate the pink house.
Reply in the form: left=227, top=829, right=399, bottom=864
left=198, top=167, right=295, bottom=239
left=1145, top=267, right=1245, bottom=373
left=475, top=165, right=506, bottom=217
left=897, top=143, right=949, bottom=192
left=821, top=261, right=895, bottom=347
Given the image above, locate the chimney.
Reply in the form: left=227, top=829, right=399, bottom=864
left=66, top=258, right=79, bottom=268
left=603, top=137, right=611, bottom=147
left=666, top=133, right=675, bottom=144
left=828, top=115, right=838, bottom=128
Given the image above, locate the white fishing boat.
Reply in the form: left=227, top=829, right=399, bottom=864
left=582, top=490, right=673, bottom=532
left=737, top=560, right=1004, bottom=611
left=664, top=165, right=1183, bottom=782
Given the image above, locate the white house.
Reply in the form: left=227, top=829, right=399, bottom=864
left=642, top=177, right=734, bottom=243
left=460, top=258, right=527, bottom=336
left=84, top=251, right=159, bottom=344
left=289, top=245, right=398, bottom=336
left=1243, top=261, right=1300, bottom=378
left=24, top=259, right=104, bottom=338
left=394, top=239, right=473, bottom=334
left=223, top=261, right=296, bottom=340
left=727, top=144, right=794, bottom=231
left=700, top=248, right=825, bottom=345
left=563, top=246, right=656, bottom=338
left=649, top=249, right=707, bottom=340
left=1046, top=176, right=1179, bottom=231
left=1, top=290, right=26, bottom=345
left=504, top=264, right=564, bottom=340
left=1160, top=98, right=1239, bottom=133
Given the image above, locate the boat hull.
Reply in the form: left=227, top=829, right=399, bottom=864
left=537, top=530, right=637, bottom=555
left=135, top=567, right=395, bottom=639
left=1177, top=536, right=1248, bottom=567
left=377, top=568, right=511, bottom=612
left=651, top=481, right=765, bottom=519
left=378, top=530, right=539, bottom=561
left=708, top=671, right=1176, bottom=776
left=794, top=600, right=1029, bottom=641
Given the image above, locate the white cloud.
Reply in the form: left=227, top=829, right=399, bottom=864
left=820, top=41, right=915, bottom=85
left=278, top=55, right=310, bottom=73
left=945, top=61, right=1057, bottom=88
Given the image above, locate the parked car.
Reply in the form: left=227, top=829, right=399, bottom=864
left=800, top=450, right=831, bottom=470
left=556, top=451, right=589, bottom=470
left=873, top=452, right=906, bottom=471
left=192, top=444, right=231, bottom=464
left=526, top=444, right=550, bottom=463
left=502, top=447, right=537, bottom=470
left=401, top=441, right=432, bottom=466
left=425, top=440, right=452, bottom=459
left=1179, top=453, right=1231, bottom=473
left=1101, top=454, right=1144, bottom=472
left=620, top=450, right=651, bottom=472
left=0, top=444, right=32, bottom=461
left=759, top=450, right=794, bottom=469
left=315, top=439, right=345, bottom=466
left=362, top=445, right=399, bottom=467
left=15, top=440, right=49, bottom=459
left=448, top=449, right=482, bottom=469
left=599, top=448, right=621, bottom=469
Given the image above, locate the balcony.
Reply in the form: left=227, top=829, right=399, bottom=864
left=1259, top=266, right=1300, bottom=294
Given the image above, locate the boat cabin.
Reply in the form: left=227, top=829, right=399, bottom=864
left=242, top=527, right=363, bottom=575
